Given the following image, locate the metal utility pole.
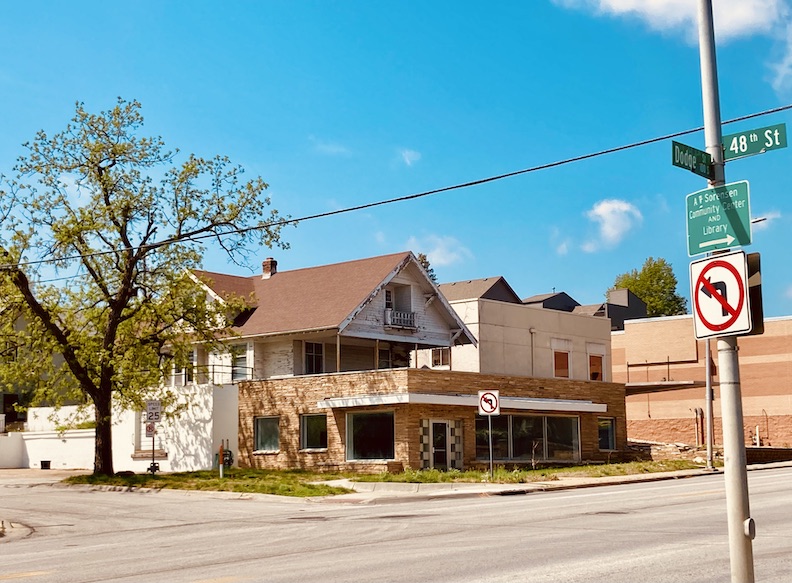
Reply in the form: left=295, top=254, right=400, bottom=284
left=697, top=1, right=755, bottom=581
left=705, top=338, right=714, bottom=470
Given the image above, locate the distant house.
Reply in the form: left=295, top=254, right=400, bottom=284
left=574, top=289, right=648, bottom=331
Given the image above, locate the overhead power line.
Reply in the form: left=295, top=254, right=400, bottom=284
left=4, top=103, right=792, bottom=274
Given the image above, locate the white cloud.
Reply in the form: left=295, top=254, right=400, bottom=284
left=786, top=284, right=792, bottom=300
left=554, top=0, right=786, bottom=40
left=582, top=199, right=642, bottom=252
left=308, top=135, right=351, bottom=156
left=554, top=0, right=792, bottom=92
left=374, top=231, right=387, bottom=244
left=400, top=149, right=422, bottom=167
left=556, top=240, right=570, bottom=255
left=751, top=210, right=782, bottom=231
left=405, top=234, right=473, bottom=267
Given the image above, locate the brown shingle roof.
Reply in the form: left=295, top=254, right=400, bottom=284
left=439, top=277, right=521, bottom=303
left=194, top=252, right=414, bottom=337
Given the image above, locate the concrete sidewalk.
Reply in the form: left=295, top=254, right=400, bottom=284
left=314, top=460, right=792, bottom=504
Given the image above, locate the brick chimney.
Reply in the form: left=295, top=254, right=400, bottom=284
left=262, top=257, right=277, bottom=279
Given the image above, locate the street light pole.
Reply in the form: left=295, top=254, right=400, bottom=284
left=697, top=1, right=755, bottom=581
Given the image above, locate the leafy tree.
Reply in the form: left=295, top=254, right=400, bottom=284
left=416, top=252, right=437, bottom=284
left=0, top=99, right=289, bottom=475
left=611, top=257, right=687, bottom=317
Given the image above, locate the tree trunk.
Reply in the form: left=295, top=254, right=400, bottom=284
left=93, top=392, right=115, bottom=476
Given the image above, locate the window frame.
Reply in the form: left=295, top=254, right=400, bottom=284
left=300, top=414, right=328, bottom=451
left=305, top=341, right=324, bottom=375
left=253, top=416, right=279, bottom=453
left=346, top=411, right=395, bottom=461
left=475, top=414, right=581, bottom=463
left=231, top=344, right=249, bottom=382
left=598, top=417, right=617, bottom=451
left=553, top=350, right=570, bottom=378
left=431, top=347, right=451, bottom=368
left=588, top=354, right=603, bottom=381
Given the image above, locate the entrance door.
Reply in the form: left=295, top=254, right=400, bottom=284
left=431, top=421, right=449, bottom=470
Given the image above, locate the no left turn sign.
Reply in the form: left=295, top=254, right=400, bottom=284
left=478, top=390, right=500, bottom=416
left=690, top=250, right=752, bottom=339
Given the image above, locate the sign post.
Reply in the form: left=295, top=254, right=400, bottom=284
left=145, top=400, right=161, bottom=475
left=478, top=390, right=500, bottom=479
left=697, top=2, right=755, bottom=580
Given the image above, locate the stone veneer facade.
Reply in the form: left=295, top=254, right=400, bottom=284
left=238, top=368, right=627, bottom=473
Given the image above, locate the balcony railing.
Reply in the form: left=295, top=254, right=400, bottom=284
left=171, top=364, right=254, bottom=387
left=385, top=309, right=416, bottom=329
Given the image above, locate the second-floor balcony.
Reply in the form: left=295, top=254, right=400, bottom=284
left=385, top=309, right=416, bottom=329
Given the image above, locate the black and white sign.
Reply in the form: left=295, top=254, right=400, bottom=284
left=146, top=399, right=162, bottom=423
left=690, top=250, right=752, bottom=340
left=478, top=390, right=500, bottom=416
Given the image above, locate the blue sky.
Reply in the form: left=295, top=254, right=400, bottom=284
left=2, top=1, right=792, bottom=316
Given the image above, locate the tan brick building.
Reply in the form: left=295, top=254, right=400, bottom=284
left=239, top=368, right=626, bottom=472
left=612, top=315, right=792, bottom=447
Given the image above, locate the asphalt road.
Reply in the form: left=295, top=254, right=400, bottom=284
left=1, top=467, right=791, bottom=582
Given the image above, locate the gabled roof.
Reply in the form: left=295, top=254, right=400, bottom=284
left=194, top=252, right=475, bottom=344
left=522, top=291, right=581, bottom=312
left=439, top=277, right=522, bottom=303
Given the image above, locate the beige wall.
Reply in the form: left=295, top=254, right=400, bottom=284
left=417, top=299, right=612, bottom=382
left=613, top=315, right=792, bottom=447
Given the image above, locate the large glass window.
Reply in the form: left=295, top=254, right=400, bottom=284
left=254, top=417, right=279, bottom=452
left=305, top=342, right=323, bottom=375
left=348, top=412, right=394, bottom=460
left=511, top=416, right=545, bottom=460
left=546, top=416, right=579, bottom=461
left=476, top=414, right=580, bottom=462
left=598, top=417, right=616, bottom=451
left=301, top=414, right=328, bottom=450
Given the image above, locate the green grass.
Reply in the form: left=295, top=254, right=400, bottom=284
left=64, top=460, right=711, bottom=496
left=65, top=468, right=352, bottom=497
left=354, top=459, right=710, bottom=484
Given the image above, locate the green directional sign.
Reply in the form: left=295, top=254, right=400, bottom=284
left=686, top=180, right=751, bottom=257
left=722, top=123, right=787, bottom=160
left=672, top=141, right=713, bottom=178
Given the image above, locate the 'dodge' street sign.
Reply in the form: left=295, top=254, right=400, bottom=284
left=686, top=180, right=751, bottom=257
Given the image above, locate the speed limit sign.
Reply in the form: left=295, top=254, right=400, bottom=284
left=146, top=400, right=162, bottom=423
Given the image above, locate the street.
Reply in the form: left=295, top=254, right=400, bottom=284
left=1, top=467, right=791, bottom=582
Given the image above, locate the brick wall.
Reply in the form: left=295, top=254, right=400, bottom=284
left=628, top=414, right=792, bottom=448
left=238, top=369, right=626, bottom=472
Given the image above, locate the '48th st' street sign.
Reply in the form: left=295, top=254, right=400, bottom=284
left=686, top=180, right=751, bottom=257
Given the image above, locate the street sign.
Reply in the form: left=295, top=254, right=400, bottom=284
left=145, top=422, right=156, bottom=438
left=478, top=390, right=500, bottom=416
left=146, top=399, right=162, bottom=423
left=672, top=141, right=713, bottom=178
left=690, top=251, right=752, bottom=340
left=722, top=123, right=787, bottom=160
left=686, top=180, right=751, bottom=257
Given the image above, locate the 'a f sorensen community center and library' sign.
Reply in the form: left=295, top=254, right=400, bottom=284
left=685, top=180, right=751, bottom=257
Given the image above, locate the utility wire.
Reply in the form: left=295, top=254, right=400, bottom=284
left=4, top=103, right=792, bottom=274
